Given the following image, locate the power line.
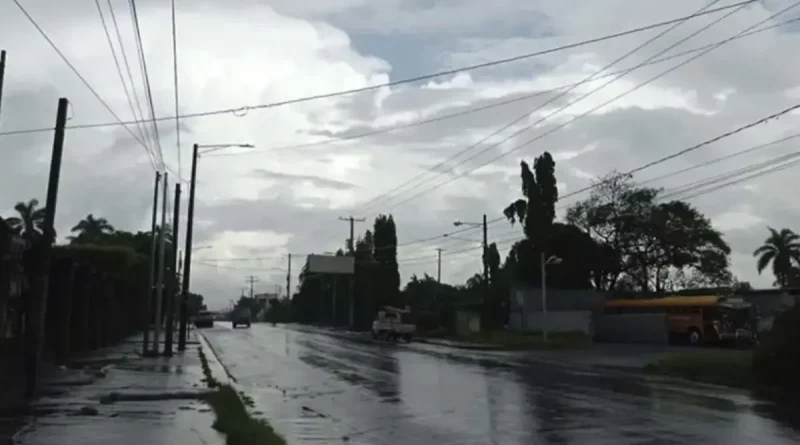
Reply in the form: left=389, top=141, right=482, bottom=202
left=203, top=15, right=800, bottom=158
left=171, top=0, right=182, bottom=180
left=0, top=2, right=755, bottom=138
left=364, top=0, right=777, bottom=216
left=93, top=0, right=153, bottom=167
left=11, top=0, right=156, bottom=167
left=352, top=0, right=736, bottom=216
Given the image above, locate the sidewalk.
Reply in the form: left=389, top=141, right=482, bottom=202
left=5, top=333, right=222, bottom=445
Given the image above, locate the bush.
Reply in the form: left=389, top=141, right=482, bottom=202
left=753, top=305, right=800, bottom=395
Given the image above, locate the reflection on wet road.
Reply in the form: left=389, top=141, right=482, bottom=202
left=203, top=324, right=799, bottom=445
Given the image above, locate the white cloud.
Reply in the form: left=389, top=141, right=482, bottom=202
left=2, top=0, right=800, bottom=309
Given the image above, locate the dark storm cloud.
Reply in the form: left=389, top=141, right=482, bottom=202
left=252, top=168, right=357, bottom=190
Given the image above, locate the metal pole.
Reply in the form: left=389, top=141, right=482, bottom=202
left=164, top=183, right=181, bottom=356
left=153, top=173, right=169, bottom=352
left=143, top=172, right=160, bottom=355
left=178, top=144, right=198, bottom=350
left=541, top=251, right=548, bottom=342
left=482, top=213, right=489, bottom=331
left=436, top=248, right=443, bottom=283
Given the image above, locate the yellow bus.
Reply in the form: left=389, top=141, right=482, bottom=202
left=603, top=295, right=757, bottom=345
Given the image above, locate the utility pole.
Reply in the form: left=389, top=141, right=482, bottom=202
left=338, top=216, right=364, bottom=328
left=153, top=172, right=169, bottom=353
left=0, top=50, right=7, bottom=121
left=164, top=183, right=181, bottom=356
left=245, top=275, right=259, bottom=299
left=436, top=248, right=444, bottom=283
left=143, top=172, right=160, bottom=356
left=24, top=97, right=68, bottom=398
left=178, top=143, right=199, bottom=351
left=482, top=213, right=490, bottom=331
left=286, top=253, right=291, bottom=300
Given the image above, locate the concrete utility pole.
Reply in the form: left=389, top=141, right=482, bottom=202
left=164, top=183, right=181, bottom=356
left=0, top=50, right=7, bottom=121
left=436, top=248, right=444, bottom=284
left=143, top=172, right=160, bottom=355
left=453, top=214, right=490, bottom=331
left=338, top=216, right=365, bottom=328
left=286, top=253, right=292, bottom=300
left=153, top=172, right=169, bottom=353
left=178, top=144, right=199, bottom=351
left=245, top=275, right=259, bottom=299
left=25, top=97, right=68, bottom=398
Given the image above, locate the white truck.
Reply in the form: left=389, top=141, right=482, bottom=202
left=371, top=306, right=416, bottom=342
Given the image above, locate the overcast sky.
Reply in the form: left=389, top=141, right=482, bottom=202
left=2, top=0, right=800, bottom=310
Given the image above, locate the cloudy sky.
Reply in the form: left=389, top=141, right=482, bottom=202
left=1, top=0, right=800, bottom=310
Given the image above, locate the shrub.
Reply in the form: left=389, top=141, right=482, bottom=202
left=752, top=305, right=800, bottom=395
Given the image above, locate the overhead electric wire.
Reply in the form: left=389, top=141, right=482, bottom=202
left=365, top=0, right=772, bottom=216
left=204, top=15, right=800, bottom=158
left=350, top=0, right=732, bottom=216
left=170, top=0, right=182, bottom=180
left=0, top=2, right=755, bottom=138
left=93, top=0, right=154, bottom=167
left=10, top=0, right=157, bottom=166
left=105, top=0, right=156, bottom=152
left=128, top=0, right=165, bottom=170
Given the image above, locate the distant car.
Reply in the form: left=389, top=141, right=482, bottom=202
left=232, top=308, right=252, bottom=328
left=194, top=311, right=214, bottom=328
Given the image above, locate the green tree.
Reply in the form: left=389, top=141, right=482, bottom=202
left=5, top=198, right=47, bottom=241
left=69, top=213, right=115, bottom=244
left=373, top=214, right=400, bottom=306
left=566, top=172, right=731, bottom=292
left=503, top=153, right=558, bottom=246
left=753, top=227, right=800, bottom=288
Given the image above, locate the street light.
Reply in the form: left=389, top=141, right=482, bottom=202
left=177, top=142, right=253, bottom=351
left=541, top=253, right=562, bottom=342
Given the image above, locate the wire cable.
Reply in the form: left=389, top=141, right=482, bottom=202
left=171, top=0, right=182, bottom=180
left=0, top=2, right=755, bottom=137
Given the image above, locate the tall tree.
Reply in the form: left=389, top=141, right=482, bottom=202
left=753, top=227, right=800, bottom=288
left=373, top=214, right=400, bottom=306
left=5, top=198, right=46, bottom=241
left=566, top=173, right=732, bottom=292
left=503, top=153, right=558, bottom=247
left=69, top=213, right=115, bottom=244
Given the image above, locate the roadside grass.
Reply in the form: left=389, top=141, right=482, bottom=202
left=425, top=330, right=590, bottom=350
left=198, top=346, right=285, bottom=445
left=643, top=350, right=753, bottom=389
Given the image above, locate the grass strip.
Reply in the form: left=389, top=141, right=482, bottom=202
left=643, top=350, right=753, bottom=389
left=198, top=346, right=285, bottom=445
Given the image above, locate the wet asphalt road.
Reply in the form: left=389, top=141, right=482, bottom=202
left=202, top=323, right=800, bottom=445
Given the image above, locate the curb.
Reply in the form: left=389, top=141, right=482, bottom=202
left=196, top=333, right=235, bottom=385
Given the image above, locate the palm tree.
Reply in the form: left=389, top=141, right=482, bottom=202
left=69, top=214, right=115, bottom=244
left=754, top=227, right=800, bottom=288
left=5, top=198, right=46, bottom=240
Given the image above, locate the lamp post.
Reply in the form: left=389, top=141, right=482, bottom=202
left=540, top=253, right=562, bottom=342
left=454, top=214, right=490, bottom=330
left=177, top=143, right=253, bottom=351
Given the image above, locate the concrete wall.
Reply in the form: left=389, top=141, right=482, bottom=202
left=509, top=310, right=594, bottom=335
left=510, top=287, right=607, bottom=312
left=594, top=314, right=669, bottom=344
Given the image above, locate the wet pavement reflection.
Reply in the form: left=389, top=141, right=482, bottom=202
left=203, top=324, right=799, bottom=445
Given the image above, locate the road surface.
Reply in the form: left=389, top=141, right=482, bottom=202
left=202, top=324, right=799, bottom=445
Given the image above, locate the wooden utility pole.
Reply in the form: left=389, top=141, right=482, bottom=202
left=153, top=173, right=169, bottom=352
left=436, top=248, right=444, bottom=283
left=164, top=183, right=181, bottom=356
left=245, top=275, right=259, bottom=299
left=142, top=172, right=160, bottom=356
left=286, top=253, right=291, bottom=300
left=25, top=97, right=68, bottom=398
left=178, top=144, right=199, bottom=351
left=0, top=50, right=7, bottom=121
left=338, top=216, right=364, bottom=328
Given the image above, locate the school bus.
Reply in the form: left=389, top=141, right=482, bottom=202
left=602, top=295, right=757, bottom=345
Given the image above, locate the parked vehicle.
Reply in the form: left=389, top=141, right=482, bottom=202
left=232, top=307, right=252, bottom=328
left=372, top=306, right=416, bottom=342
left=193, top=310, right=214, bottom=328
